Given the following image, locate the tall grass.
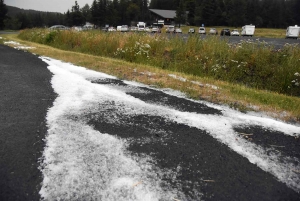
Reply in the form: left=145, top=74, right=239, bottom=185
left=18, top=28, right=300, bottom=96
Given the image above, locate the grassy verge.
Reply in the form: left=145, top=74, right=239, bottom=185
left=2, top=33, right=300, bottom=123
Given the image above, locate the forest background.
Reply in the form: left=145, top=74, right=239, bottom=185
left=1, top=0, right=300, bottom=30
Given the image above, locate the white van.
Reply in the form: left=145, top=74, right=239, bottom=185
left=241, top=25, right=255, bottom=37
left=286, top=25, right=300, bottom=39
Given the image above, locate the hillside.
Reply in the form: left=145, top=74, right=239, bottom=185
left=6, top=5, right=60, bottom=17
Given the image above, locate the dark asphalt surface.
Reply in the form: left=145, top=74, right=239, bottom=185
left=0, top=42, right=300, bottom=201
left=0, top=45, right=55, bottom=200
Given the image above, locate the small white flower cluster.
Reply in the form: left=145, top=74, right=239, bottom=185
left=211, top=60, right=248, bottom=72
left=114, top=40, right=151, bottom=60
left=292, top=72, right=300, bottom=86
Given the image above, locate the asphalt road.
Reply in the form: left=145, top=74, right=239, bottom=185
left=0, top=45, right=55, bottom=200
left=0, top=44, right=300, bottom=201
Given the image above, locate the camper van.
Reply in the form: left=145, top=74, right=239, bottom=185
left=286, top=25, right=300, bottom=39
left=137, top=22, right=146, bottom=31
left=241, top=25, right=255, bottom=37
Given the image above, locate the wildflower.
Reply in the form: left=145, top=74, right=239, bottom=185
left=294, top=72, right=299, bottom=76
left=144, top=44, right=151, bottom=48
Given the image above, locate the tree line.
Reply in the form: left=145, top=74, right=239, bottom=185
left=172, top=0, right=300, bottom=28
left=1, top=0, right=300, bottom=30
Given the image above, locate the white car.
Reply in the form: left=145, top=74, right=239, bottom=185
left=209, top=28, right=218, bottom=35
left=121, top=25, right=129, bottom=32
left=188, top=28, right=195, bottom=33
left=130, top=26, right=138, bottom=32
left=174, top=28, right=182, bottom=34
left=231, top=29, right=240, bottom=36
left=108, top=27, right=116, bottom=32
left=199, top=27, right=206, bottom=34
left=144, top=27, right=151, bottom=32
left=49, top=25, right=69, bottom=30
left=151, top=26, right=161, bottom=33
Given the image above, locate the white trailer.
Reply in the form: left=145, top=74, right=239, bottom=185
left=137, top=22, right=146, bottom=31
left=241, top=25, right=255, bottom=37
left=286, top=25, right=300, bottom=39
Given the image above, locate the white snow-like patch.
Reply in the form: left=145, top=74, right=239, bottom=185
left=40, top=57, right=182, bottom=200
left=14, top=46, right=36, bottom=50
left=41, top=57, right=300, bottom=200
left=4, top=41, right=21, bottom=45
left=4, top=40, right=35, bottom=50
left=168, top=74, right=187, bottom=82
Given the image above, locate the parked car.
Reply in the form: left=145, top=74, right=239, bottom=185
left=166, top=25, right=175, bottom=33
left=49, top=25, right=69, bottom=30
left=82, top=25, right=93, bottom=30
left=121, top=25, right=129, bottom=32
left=209, top=28, right=218, bottom=35
left=72, top=26, right=83, bottom=31
left=117, top=26, right=122, bottom=31
left=188, top=28, right=195, bottom=33
left=108, top=27, right=116, bottom=32
left=144, top=27, right=151, bottom=32
left=198, top=27, right=206, bottom=34
left=101, top=27, right=108, bottom=32
left=231, top=29, right=240, bottom=36
left=151, top=26, right=161, bottom=33
left=174, top=28, right=182, bottom=34
left=220, top=28, right=231, bottom=36
left=130, top=26, right=138, bottom=32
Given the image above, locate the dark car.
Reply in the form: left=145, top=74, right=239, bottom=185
left=220, top=28, right=231, bottom=36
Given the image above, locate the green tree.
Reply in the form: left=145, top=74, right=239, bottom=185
left=4, top=17, right=21, bottom=30
left=226, top=0, right=246, bottom=27
left=71, top=1, right=84, bottom=26
left=186, top=0, right=196, bottom=25
left=126, top=3, right=140, bottom=22
left=175, top=0, right=186, bottom=27
left=91, top=0, right=99, bottom=25
left=0, top=0, right=8, bottom=29
left=81, top=4, right=92, bottom=23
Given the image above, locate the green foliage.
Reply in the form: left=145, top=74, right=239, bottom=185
left=45, top=31, right=58, bottom=44
left=4, top=17, right=22, bottom=30
left=0, top=0, right=8, bottom=30
left=18, top=29, right=300, bottom=96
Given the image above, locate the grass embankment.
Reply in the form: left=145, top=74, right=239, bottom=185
left=1, top=30, right=300, bottom=123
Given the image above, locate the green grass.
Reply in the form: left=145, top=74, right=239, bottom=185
left=18, top=28, right=300, bottom=97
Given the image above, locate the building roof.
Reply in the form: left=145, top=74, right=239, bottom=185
left=149, top=9, right=176, bottom=19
